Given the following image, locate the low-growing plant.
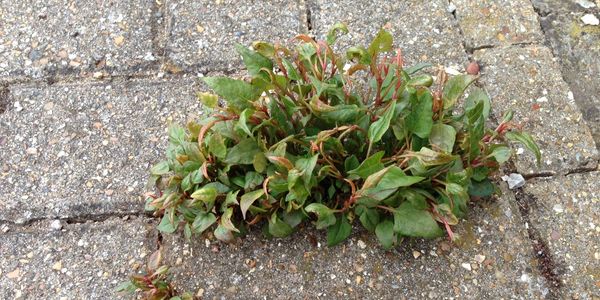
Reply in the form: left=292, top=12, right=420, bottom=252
left=116, top=250, right=193, bottom=300
left=145, top=24, right=540, bottom=249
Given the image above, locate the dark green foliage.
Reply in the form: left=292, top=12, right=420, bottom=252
left=145, top=24, right=539, bottom=248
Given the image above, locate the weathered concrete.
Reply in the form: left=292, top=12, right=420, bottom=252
left=165, top=0, right=304, bottom=73
left=0, top=78, right=204, bottom=223
left=0, top=0, right=157, bottom=79
left=312, top=0, right=468, bottom=68
left=523, top=172, right=600, bottom=299
left=531, top=0, right=600, bottom=150
left=453, top=0, right=544, bottom=50
left=474, top=45, right=598, bottom=175
left=0, top=217, right=156, bottom=299
left=162, top=185, right=548, bottom=299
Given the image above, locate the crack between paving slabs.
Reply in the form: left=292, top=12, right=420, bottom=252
left=0, top=211, right=156, bottom=227
left=449, top=2, right=565, bottom=296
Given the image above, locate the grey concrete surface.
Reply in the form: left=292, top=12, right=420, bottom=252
left=0, top=217, right=157, bottom=299
left=165, top=0, right=304, bottom=73
left=453, top=0, right=544, bottom=50
left=0, top=0, right=157, bottom=79
left=474, top=45, right=598, bottom=175
left=531, top=0, right=600, bottom=150
left=0, top=78, right=204, bottom=223
left=523, top=172, right=600, bottom=299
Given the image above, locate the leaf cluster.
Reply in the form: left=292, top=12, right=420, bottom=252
left=145, top=24, right=540, bottom=249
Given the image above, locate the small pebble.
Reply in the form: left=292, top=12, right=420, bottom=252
left=461, top=263, right=472, bottom=271
left=357, top=240, right=367, bottom=249
left=581, top=14, right=600, bottom=26
left=466, top=61, right=480, bottom=75
left=474, top=254, right=486, bottom=264
left=412, top=251, right=421, bottom=259
left=50, top=220, right=63, bottom=231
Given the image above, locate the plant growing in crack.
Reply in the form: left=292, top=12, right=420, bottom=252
left=143, top=23, right=541, bottom=251
left=116, top=250, right=194, bottom=300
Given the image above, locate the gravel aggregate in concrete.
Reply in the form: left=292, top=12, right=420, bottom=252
left=0, top=0, right=157, bottom=79
left=165, top=0, right=303, bottom=73
left=474, top=45, right=598, bottom=175
left=531, top=0, right=600, bottom=150
left=524, top=172, right=600, bottom=299
left=453, top=0, right=543, bottom=50
left=0, top=217, right=156, bottom=299
left=0, top=77, right=205, bottom=223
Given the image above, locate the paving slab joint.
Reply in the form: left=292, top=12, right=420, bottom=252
left=0, top=84, right=10, bottom=114
left=447, top=0, right=472, bottom=55
left=513, top=188, right=563, bottom=298
left=0, top=211, right=155, bottom=227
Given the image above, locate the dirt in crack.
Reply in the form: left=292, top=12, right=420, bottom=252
left=305, top=4, right=312, bottom=31
left=0, top=86, right=10, bottom=114
left=514, top=189, right=562, bottom=298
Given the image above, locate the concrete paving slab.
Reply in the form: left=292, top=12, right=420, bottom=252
left=453, top=0, right=544, bottom=50
left=165, top=0, right=304, bottom=73
left=312, top=0, right=468, bottom=68
left=0, top=0, right=157, bottom=79
left=162, top=185, right=548, bottom=299
left=474, top=45, right=598, bottom=175
left=531, top=0, right=600, bottom=149
left=0, top=217, right=157, bottom=299
left=523, top=172, right=600, bottom=299
left=0, top=77, right=204, bottom=223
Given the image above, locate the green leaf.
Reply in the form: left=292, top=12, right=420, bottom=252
left=429, top=123, right=456, bottom=153
left=244, top=172, right=263, bottom=190
left=405, top=62, right=432, bottom=75
left=192, top=212, right=217, bottom=233
left=236, top=108, right=254, bottom=137
left=190, top=187, right=217, bottom=203
left=377, top=166, right=425, bottom=189
left=197, top=92, right=218, bottom=108
left=367, top=29, right=393, bottom=57
left=305, top=203, right=337, bottom=229
left=150, top=161, right=169, bottom=175
left=356, top=205, right=380, bottom=232
left=295, top=154, right=319, bottom=187
left=268, top=212, right=294, bottom=237
left=464, top=87, right=490, bottom=119
left=505, top=131, right=541, bottom=166
left=281, top=58, right=300, bottom=81
left=375, top=219, right=395, bottom=249
left=157, top=213, right=178, bottom=234
left=327, top=214, right=352, bottom=246
left=407, top=75, right=433, bottom=87
left=348, top=151, right=385, bottom=179
left=468, top=178, right=495, bottom=197
left=344, top=155, right=360, bottom=173
left=489, top=146, right=512, bottom=163
left=311, top=100, right=360, bottom=123
left=240, top=189, right=265, bottom=219
left=235, top=43, right=273, bottom=78
left=202, top=77, right=262, bottom=112
left=115, top=281, right=137, bottom=293
left=168, top=125, right=186, bottom=146
left=253, top=152, right=267, bottom=173
left=224, top=138, right=261, bottom=165
left=368, top=100, right=396, bottom=144
left=393, top=202, right=443, bottom=238
left=220, top=207, right=240, bottom=233
left=442, top=74, right=477, bottom=110
left=406, top=90, right=433, bottom=138
left=207, top=133, right=227, bottom=159
left=214, top=224, right=234, bottom=242
left=326, top=22, right=349, bottom=44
